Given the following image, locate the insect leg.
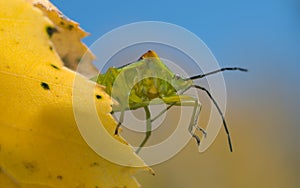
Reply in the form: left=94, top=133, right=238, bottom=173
left=136, top=106, right=152, bottom=154
left=161, top=95, right=206, bottom=146
left=151, top=86, right=193, bottom=123
left=114, top=110, right=125, bottom=135
left=151, top=103, right=175, bottom=123
left=193, top=85, right=233, bottom=152
left=187, top=97, right=203, bottom=145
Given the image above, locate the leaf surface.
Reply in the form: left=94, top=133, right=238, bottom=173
left=0, top=0, right=151, bottom=187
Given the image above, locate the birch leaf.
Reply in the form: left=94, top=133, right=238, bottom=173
left=30, top=0, right=99, bottom=78
left=0, top=0, right=152, bottom=187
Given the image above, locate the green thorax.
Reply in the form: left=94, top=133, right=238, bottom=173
left=94, top=50, right=193, bottom=110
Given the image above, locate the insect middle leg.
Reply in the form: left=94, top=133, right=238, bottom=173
left=136, top=106, right=152, bottom=153
left=114, top=110, right=125, bottom=135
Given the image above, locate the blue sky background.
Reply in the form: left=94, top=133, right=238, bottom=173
left=51, top=0, right=300, bottom=187
left=50, top=1, right=300, bottom=51
left=51, top=0, right=300, bottom=87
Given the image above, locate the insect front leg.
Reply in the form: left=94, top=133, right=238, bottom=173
left=136, top=106, right=152, bottom=154
left=162, top=95, right=206, bottom=146
left=187, top=98, right=205, bottom=145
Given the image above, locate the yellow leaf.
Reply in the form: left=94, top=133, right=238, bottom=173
left=0, top=0, right=152, bottom=187
left=30, top=0, right=99, bottom=78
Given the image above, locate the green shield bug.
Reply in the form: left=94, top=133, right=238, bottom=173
left=92, top=50, right=247, bottom=153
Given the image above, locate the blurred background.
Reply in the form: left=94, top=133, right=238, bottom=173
left=51, top=0, right=300, bottom=187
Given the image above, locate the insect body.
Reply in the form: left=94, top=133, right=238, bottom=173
left=93, top=50, right=247, bottom=153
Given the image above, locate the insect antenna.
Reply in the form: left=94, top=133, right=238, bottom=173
left=187, top=67, right=247, bottom=80
left=192, top=85, right=233, bottom=152
left=116, top=60, right=136, bottom=69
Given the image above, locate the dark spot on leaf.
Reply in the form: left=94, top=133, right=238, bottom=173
left=90, top=162, right=99, bottom=167
left=41, top=82, right=50, bottom=90
left=46, top=26, right=58, bottom=38
left=50, top=64, right=60, bottom=70
left=57, top=175, right=63, bottom=180
left=68, top=24, right=74, bottom=30
left=96, top=95, right=102, bottom=99
left=60, top=21, right=65, bottom=25
left=23, top=161, right=37, bottom=173
left=49, top=46, right=53, bottom=51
